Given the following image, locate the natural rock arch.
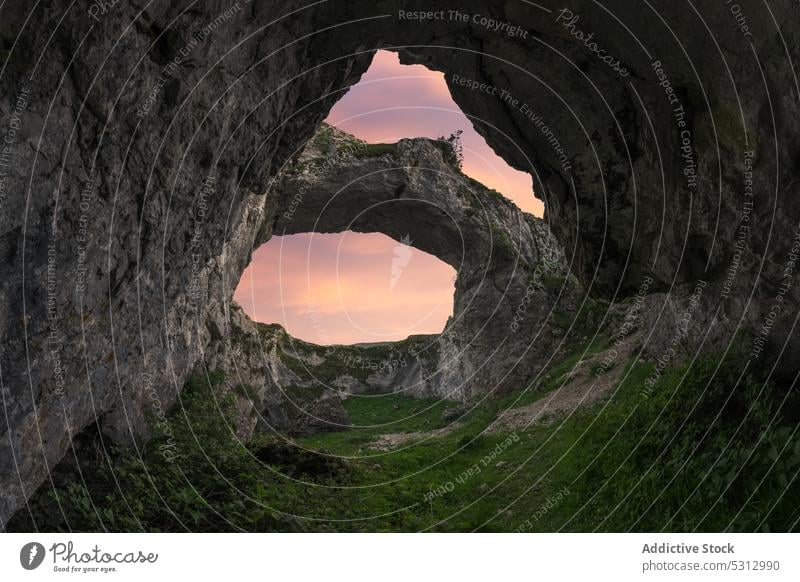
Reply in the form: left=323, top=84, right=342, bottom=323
left=1, top=0, right=798, bottom=526
left=262, top=126, right=574, bottom=399
left=199, top=124, right=578, bottom=443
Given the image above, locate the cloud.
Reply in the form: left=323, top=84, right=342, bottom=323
left=234, top=232, right=456, bottom=344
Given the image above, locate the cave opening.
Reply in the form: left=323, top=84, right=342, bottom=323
left=234, top=231, right=457, bottom=345
left=233, top=49, right=540, bottom=347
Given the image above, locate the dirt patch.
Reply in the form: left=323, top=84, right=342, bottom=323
left=369, top=422, right=462, bottom=451
left=488, top=333, right=642, bottom=433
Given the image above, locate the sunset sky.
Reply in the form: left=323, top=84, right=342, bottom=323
left=234, top=50, right=541, bottom=344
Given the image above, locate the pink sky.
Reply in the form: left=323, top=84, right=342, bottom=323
left=327, top=51, right=541, bottom=215
left=234, top=50, right=540, bottom=344
left=235, top=232, right=456, bottom=344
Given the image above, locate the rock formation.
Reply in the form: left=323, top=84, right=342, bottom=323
left=265, top=126, right=575, bottom=400
left=1, top=0, right=798, bottom=527
left=207, top=125, right=576, bottom=436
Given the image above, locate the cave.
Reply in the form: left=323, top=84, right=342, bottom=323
left=1, top=0, right=799, bottom=530
left=218, top=123, right=574, bottom=440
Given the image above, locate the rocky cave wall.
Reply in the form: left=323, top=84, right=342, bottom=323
left=1, top=0, right=799, bottom=526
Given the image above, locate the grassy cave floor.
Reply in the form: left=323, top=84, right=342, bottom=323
left=10, top=342, right=800, bottom=532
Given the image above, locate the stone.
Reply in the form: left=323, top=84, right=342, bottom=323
left=1, top=0, right=798, bottom=528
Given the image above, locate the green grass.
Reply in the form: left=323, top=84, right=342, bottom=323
left=11, top=347, right=800, bottom=533
left=344, top=393, right=449, bottom=429
left=299, top=392, right=451, bottom=454
left=352, top=142, right=397, bottom=158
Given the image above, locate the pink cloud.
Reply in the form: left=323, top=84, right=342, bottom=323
left=234, top=232, right=456, bottom=344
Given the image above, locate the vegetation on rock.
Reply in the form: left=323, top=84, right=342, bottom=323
left=11, top=343, right=799, bottom=532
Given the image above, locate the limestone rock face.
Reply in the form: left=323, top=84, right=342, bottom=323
left=200, top=304, right=354, bottom=439
left=1, top=0, right=799, bottom=526
left=257, top=323, right=444, bottom=401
